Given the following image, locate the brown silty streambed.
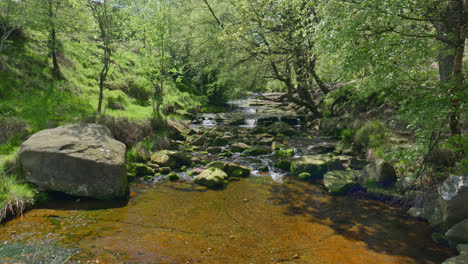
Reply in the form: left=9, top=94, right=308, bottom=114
left=0, top=95, right=456, bottom=263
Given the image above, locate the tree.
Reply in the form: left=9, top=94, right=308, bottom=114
left=317, top=0, right=466, bottom=134
left=0, top=0, right=28, bottom=53
left=224, top=0, right=327, bottom=115
left=89, top=0, right=116, bottom=114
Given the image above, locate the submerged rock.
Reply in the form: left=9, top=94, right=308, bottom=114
left=19, top=123, right=127, bottom=199
left=194, top=167, right=228, bottom=187
left=307, top=143, right=335, bottom=154
left=324, top=170, right=358, bottom=194
left=358, top=159, right=397, bottom=188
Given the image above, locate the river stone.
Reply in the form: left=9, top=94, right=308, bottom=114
left=19, top=123, right=127, bottom=199
left=227, top=164, right=250, bottom=178
left=290, top=154, right=332, bottom=178
left=324, top=170, right=358, bottom=194
left=438, top=174, right=468, bottom=228
left=134, top=163, right=155, bottom=177
left=442, top=255, right=468, bottom=264
left=207, top=161, right=229, bottom=171
left=194, top=167, right=228, bottom=187
left=358, top=159, right=397, bottom=188
left=267, top=122, right=296, bottom=136
left=349, top=157, right=370, bottom=170
left=446, top=219, right=468, bottom=247
left=256, top=133, right=275, bottom=145
left=307, top=143, right=335, bottom=154
left=275, top=160, right=291, bottom=171
left=243, top=148, right=269, bottom=156
left=457, top=244, right=468, bottom=254
left=151, top=152, right=176, bottom=168
left=230, top=142, right=250, bottom=152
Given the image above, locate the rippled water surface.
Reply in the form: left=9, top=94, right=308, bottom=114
left=0, top=178, right=455, bottom=263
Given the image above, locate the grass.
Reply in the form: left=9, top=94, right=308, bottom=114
left=0, top=175, right=36, bottom=222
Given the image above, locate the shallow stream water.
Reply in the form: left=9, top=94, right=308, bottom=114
left=0, top=95, right=456, bottom=263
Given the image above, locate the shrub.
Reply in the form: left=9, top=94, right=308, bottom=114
left=354, top=120, right=387, bottom=149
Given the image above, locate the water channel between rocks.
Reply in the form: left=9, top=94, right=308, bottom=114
left=0, top=94, right=456, bottom=263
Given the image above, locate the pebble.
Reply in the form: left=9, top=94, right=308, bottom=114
left=230, top=235, right=235, bottom=239
left=243, top=199, right=248, bottom=203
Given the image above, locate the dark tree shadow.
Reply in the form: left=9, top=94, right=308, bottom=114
left=267, top=179, right=456, bottom=264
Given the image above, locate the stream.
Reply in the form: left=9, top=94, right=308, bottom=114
left=0, top=95, right=456, bottom=263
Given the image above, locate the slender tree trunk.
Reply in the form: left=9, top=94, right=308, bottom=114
left=50, top=26, right=61, bottom=78
left=97, top=47, right=110, bottom=114
left=449, top=0, right=467, bottom=135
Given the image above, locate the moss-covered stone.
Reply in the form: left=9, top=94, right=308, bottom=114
left=275, top=160, right=292, bottom=171
left=323, top=170, right=358, bottom=194
left=290, top=154, right=332, bottom=178
left=298, top=172, right=312, bottom=181
left=207, top=146, right=222, bottom=154
left=134, top=163, right=155, bottom=177
left=230, top=142, right=251, bottom=152
left=194, top=167, right=228, bottom=188
left=168, top=172, right=181, bottom=181
left=227, top=164, right=250, bottom=178
left=274, top=149, right=295, bottom=158
left=243, top=148, right=269, bottom=156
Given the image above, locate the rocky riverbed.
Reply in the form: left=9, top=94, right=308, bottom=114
left=0, top=94, right=459, bottom=263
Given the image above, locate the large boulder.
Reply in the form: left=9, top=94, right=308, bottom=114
left=19, top=123, right=127, bottom=199
left=194, top=167, right=228, bottom=187
left=324, top=170, right=359, bottom=194
left=446, top=219, right=468, bottom=247
left=290, top=155, right=332, bottom=178
left=358, top=159, right=397, bottom=188
left=438, top=174, right=468, bottom=228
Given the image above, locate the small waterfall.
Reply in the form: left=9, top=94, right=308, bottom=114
left=242, top=119, right=257, bottom=128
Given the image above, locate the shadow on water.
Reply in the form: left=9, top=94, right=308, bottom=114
left=267, top=178, right=456, bottom=263
left=35, top=190, right=128, bottom=211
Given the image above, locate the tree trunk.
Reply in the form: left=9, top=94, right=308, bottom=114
left=50, top=26, right=61, bottom=78
left=449, top=0, right=467, bottom=135
left=433, top=0, right=464, bottom=135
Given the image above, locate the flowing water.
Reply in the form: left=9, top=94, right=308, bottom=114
left=0, top=95, right=456, bottom=263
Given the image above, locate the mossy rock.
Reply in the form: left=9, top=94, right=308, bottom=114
left=207, top=146, right=222, bottom=154
left=298, top=172, right=312, bottom=181
left=323, top=170, right=358, bottom=194
left=230, top=142, right=251, bottom=152
left=157, top=167, right=171, bottom=174
left=227, top=164, right=250, bottom=178
left=243, top=148, right=269, bottom=156
left=274, top=149, right=295, bottom=158
left=213, top=137, right=229, bottom=146
left=194, top=167, right=228, bottom=188
left=150, top=153, right=176, bottom=168
left=271, top=141, right=283, bottom=151
left=290, top=154, right=332, bottom=178
left=168, top=172, right=181, bottom=181
left=219, top=150, right=233, bottom=157
left=207, top=161, right=229, bottom=171
left=275, top=160, right=292, bottom=171
left=358, top=159, right=397, bottom=188
left=253, top=164, right=269, bottom=172
left=134, top=163, right=155, bottom=177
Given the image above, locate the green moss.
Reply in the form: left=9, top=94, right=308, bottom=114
left=274, top=149, right=295, bottom=158
left=275, top=160, right=291, bottom=171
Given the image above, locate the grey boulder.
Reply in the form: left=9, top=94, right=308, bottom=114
left=20, top=123, right=127, bottom=199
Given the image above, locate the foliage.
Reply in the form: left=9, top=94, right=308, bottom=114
left=0, top=174, right=36, bottom=222
left=354, top=121, right=387, bottom=150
